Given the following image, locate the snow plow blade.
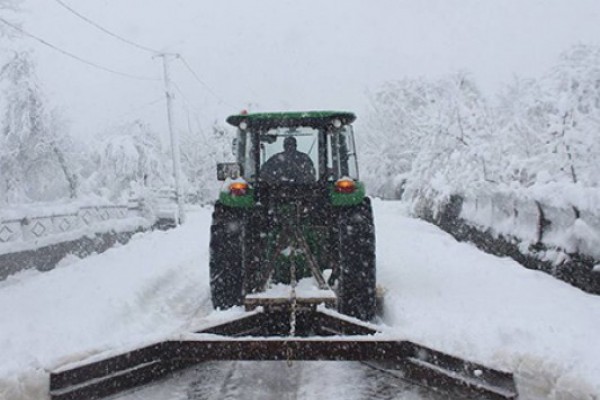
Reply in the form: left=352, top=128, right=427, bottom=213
left=49, top=307, right=518, bottom=400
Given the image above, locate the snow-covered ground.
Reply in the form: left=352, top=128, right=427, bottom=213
left=1, top=200, right=599, bottom=400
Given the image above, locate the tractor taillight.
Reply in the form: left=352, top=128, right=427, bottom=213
left=335, top=178, right=356, bottom=194
left=229, top=182, right=248, bottom=196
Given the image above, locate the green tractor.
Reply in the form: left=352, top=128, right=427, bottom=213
left=210, top=111, right=376, bottom=320
left=49, top=111, right=520, bottom=399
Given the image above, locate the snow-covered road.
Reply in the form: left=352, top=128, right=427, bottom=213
left=115, top=360, right=443, bottom=400
left=1, top=200, right=599, bottom=400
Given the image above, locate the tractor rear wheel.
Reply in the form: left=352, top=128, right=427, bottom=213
left=336, top=198, right=376, bottom=321
left=209, top=203, right=245, bottom=310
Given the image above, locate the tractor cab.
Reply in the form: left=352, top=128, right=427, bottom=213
left=218, top=111, right=364, bottom=207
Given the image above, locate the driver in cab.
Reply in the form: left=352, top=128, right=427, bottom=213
left=260, top=136, right=315, bottom=183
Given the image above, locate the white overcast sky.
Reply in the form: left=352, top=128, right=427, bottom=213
left=6, top=0, right=600, bottom=143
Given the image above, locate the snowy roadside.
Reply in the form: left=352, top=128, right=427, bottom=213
left=0, top=208, right=213, bottom=400
left=374, top=199, right=600, bottom=399
left=0, top=201, right=599, bottom=399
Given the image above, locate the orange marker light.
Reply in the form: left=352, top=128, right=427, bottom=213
left=229, top=182, right=248, bottom=196
left=335, top=179, right=356, bottom=194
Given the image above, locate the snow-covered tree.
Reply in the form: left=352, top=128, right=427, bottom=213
left=360, top=78, right=438, bottom=198
left=541, top=44, right=600, bottom=187
left=495, top=77, right=552, bottom=186
left=361, top=42, right=600, bottom=236
left=84, top=120, right=171, bottom=200
left=0, top=51, right=76, bottom=203
left=362, top=73, right=495, bottom=201
left=405, top=73, right=496, bottom=201
left=179, top=120, right=233, bottom=203
left=494, top=45, right=600, bottom=189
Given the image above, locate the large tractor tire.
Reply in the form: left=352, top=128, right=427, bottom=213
left=209, top=203, right=245, bottom=310
left=336, top=198, right=377, bottom=321
left=241, top=208, right=266, bottom=295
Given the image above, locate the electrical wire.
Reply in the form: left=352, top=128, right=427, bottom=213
left=170, top=80, right=212, bottom=141
left=172, top=79, right=218, bottom=122
left=171, top=80, right=210, bottom=127
left=50, top=0, right=236, bottom=111
left=52, top=0, right=162, bottom=55
left=171, top=81, right=192, bottom=109
left=52, top=0, right=235, bottom=109
left=178, top=55, right=237, bottom=110
left=0, top=17, right=159, bottom=81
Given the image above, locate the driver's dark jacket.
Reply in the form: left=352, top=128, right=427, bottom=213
left=260, top=150, right=316, bottom=183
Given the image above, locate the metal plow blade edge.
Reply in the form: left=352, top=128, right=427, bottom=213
left=49, top=309, right=518, bottom=400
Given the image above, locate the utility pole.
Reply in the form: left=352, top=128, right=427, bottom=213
left=158, top=53, right=185, bottom=225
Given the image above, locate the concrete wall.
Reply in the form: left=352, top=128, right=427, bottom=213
left=415, top=194, right=600, bottom=295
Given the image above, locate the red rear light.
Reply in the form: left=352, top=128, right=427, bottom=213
left=229, top=182, right=248, bottom=196
left=335, top=178, right=356, bottom=194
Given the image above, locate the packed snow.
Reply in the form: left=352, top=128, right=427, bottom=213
left=0, top=200, right=599, bottom=400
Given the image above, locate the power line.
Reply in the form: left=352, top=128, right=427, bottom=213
left=52, top=0, right=162, bottom=55
left=51, top=0, right=235, bottom=110
left=178, top=55, right=237, bottom=110
left=171, top=81, right=201, bottom=130
left=0, top=17, right=159, bottom=81
left=171, top=79, right=212, bottom=121
left=171, top=81, right=192, bottom=109
left=171, top=80, right=203, bottom=114
left=170, top=80, right=210, bottom=142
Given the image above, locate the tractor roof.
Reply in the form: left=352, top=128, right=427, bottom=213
left=226, top=111, right=356, bottom=130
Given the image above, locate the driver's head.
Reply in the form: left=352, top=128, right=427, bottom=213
left=283, top=136, right=297, bottom=152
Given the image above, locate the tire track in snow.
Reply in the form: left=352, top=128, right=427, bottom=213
left=114, top=360, right=446, bottom=400
left=183, top=361, right=441, bottom=400
left=187, top=361, right=302, bottom=400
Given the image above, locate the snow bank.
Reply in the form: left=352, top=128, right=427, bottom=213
left=373, top=198, right=600, bottom=399
left=449, top=183, right=600, bottom=260
left=0, top=208, right=213, bottom=400
left=522, top=182, right=600, bottom=215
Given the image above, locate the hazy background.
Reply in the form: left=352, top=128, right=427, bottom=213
left=11, top=0, right=600, bottom=144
